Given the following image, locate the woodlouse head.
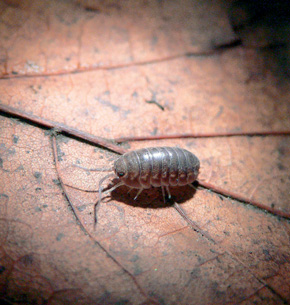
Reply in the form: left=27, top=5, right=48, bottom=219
left=113, top=157, right=127, bottom=179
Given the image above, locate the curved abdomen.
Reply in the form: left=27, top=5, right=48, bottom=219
left=115, top=147, right=200, bottom=189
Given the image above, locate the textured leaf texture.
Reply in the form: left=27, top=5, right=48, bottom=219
left=1, top=1, right=290, bottom=304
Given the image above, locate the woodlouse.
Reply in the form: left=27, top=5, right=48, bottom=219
left=96, top=147, right=200, bottom=224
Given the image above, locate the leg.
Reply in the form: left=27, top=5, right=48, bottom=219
left=161, top=186, right=166, bottom=203
left=127, top=187, right=134, bottom=194
left=95, top=173, right=124, bottom=228
left=166, top=186, right=171, bottom=199
left=189, top=183, right=197, bottom=191
left=101, top=181, right=125, bottom=196
left=134, top=188, right=144, bottom=200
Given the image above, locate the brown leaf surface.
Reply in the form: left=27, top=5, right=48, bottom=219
left=1, top=1, right=290, bottom=304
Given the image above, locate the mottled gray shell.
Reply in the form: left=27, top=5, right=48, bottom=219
left=113, top=147, right=200, bottom=189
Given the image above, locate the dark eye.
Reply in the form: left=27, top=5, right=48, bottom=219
left=117, top=171, right=125, bottom=177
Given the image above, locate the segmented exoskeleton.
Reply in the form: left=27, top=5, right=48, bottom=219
left=96, top=147, right=200, bottom=224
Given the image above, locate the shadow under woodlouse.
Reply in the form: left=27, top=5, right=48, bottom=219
left=103, top=179, right=198, bottom=210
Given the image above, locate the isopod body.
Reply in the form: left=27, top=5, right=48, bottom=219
left=96, top=147, right=200, bottom=224
left=113, top=147, right=200, bottom=189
